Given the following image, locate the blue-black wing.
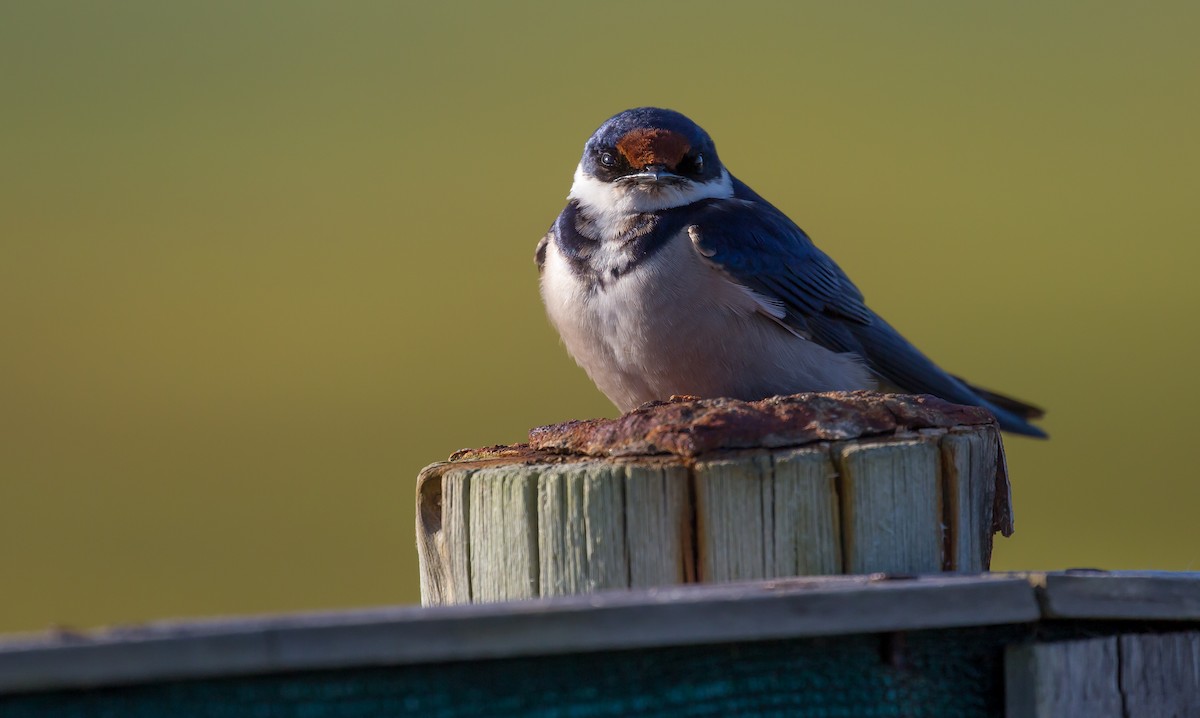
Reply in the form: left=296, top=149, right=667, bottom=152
left=688, top=180, right=1046, bottom=437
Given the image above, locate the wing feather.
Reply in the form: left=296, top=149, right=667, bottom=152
left=686, top=187, right=1046, bottom=437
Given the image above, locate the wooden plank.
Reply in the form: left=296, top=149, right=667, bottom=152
left=469, top=465, right=539, bottom=602
left=537, top=465, right=583, bottom=597
left=940, top=429, right=999, bottom=571
left=1118, top=632, right=1200, bottom=717
left=441, top=468, right=474, bottom=604
left=14, top=572, right=1200, bottom=697
left=537, top=463, right=628, bottom=597
left=1038, top=571, right=1200, bottom=620
left=0, top=574, right=1041, bottom=694
left=623, top=462, right=692, bottom=588
left=693, top=452, right=773, bottom=582
left=579, top=464, right=627, bottom=590
left=770, top=446, right=841, bottom=576
left=1005, top=637, right=1123, bottom=717
left=836, top=439, right=943, bottom=574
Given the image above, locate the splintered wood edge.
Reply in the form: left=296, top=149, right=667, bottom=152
left=993, top=429, right=1015, bottom=536
left=939, top=428, right=1001, bottom=572
left=415, top=463, right=451, bottom=606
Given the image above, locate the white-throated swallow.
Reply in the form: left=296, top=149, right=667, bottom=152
left=537, top=107, right=1045, bottom=437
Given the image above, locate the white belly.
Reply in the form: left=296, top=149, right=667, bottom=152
left=540, top=230, right=875, bottom=412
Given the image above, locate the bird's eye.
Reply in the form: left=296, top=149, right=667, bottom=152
left=694, top=154, right=704, bottom=172
left=599, top=151, right=617, bottom=168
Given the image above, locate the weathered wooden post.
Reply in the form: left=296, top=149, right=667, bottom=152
left=416, top=391, right=1013, bottom=606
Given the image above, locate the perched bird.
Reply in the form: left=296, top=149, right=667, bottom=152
left=536, top=107, right=1046, bottom=437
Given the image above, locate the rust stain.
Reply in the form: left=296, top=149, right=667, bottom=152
left=615, top=128, right=690, bottom=170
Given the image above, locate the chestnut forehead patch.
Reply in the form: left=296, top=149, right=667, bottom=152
left=615, top=129, right=691, bottom=170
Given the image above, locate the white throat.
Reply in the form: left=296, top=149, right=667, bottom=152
left=568, top=164, right=734, bottom=240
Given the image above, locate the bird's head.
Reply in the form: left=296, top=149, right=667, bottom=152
left=570, top=107, right=733, bottom=216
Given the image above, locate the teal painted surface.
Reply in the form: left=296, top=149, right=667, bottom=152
left=1, top=626, right=1032, bottom=718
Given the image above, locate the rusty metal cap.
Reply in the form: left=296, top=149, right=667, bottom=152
left=525, top=391, right=995, bottom=458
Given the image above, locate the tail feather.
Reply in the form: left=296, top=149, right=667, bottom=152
left=954, top=376, right=1045, bottom=421
left=978, top=402, right=1048, bottom=438
left=811, top=312, right=1048, bottom=438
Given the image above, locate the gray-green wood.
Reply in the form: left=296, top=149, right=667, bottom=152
left=1119, top=632, right=1200, bottom=716
left=624, top=463, right=692, bottom=587
left=694, top=452, right=774, bottom=582
left=469, top=466, right=539, bottom=602
left=443, top=470, right=473, bottom=602
left=1005, top=631, right=1200, bottom=717
left=836, top=439, right=943, bottom=574
left=770, top=446, right=842, bottom=575
left=415, top=467, right=473, bottom=605
left=537, top=463, right=628, bottom=597
left=694, top=447, right=841, bottom=582
left=1005, top=637, right=1123, bottom=717
left=418, top=428, right=1008, bottom=605
left=1038, top=571, right=1200, bottom=620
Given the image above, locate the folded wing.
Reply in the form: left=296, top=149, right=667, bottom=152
left=686, top=182, right=1046, bottom=437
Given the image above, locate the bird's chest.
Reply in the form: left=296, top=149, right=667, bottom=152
left=540, top=227, right=754, bottom=368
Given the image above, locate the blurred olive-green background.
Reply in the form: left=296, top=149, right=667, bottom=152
left=2, top=2, right=1198, bottom=634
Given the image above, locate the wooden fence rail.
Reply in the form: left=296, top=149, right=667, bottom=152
left=1, top=572, right=1198, bottom=717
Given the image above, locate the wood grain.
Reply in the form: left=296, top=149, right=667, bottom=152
left=941, top=428, right=999, bottom=572
left=770, top=446, right=842, bottom=576
left=419, top=428, right=1008, bottom=604
left=694, top=452, right=773, bottom=582
left=693, top=447, right=843, bottom=583
left=1119, top=632, right=1200, bottom=717
left=415, top=464, right=472, bottom=606
left=836, top=439, right=943, bottom=574
left=1038, top=571, right=1200, bottom=620
left=1006, top=630, right=1200, bottom=717
left=1005, top=637, right=1123, bottom=717
left=624, top=462, right=692, bottom=587
left=537, top=463, right=627, bottom=597
left=469, top=465, right=539, bottom=602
